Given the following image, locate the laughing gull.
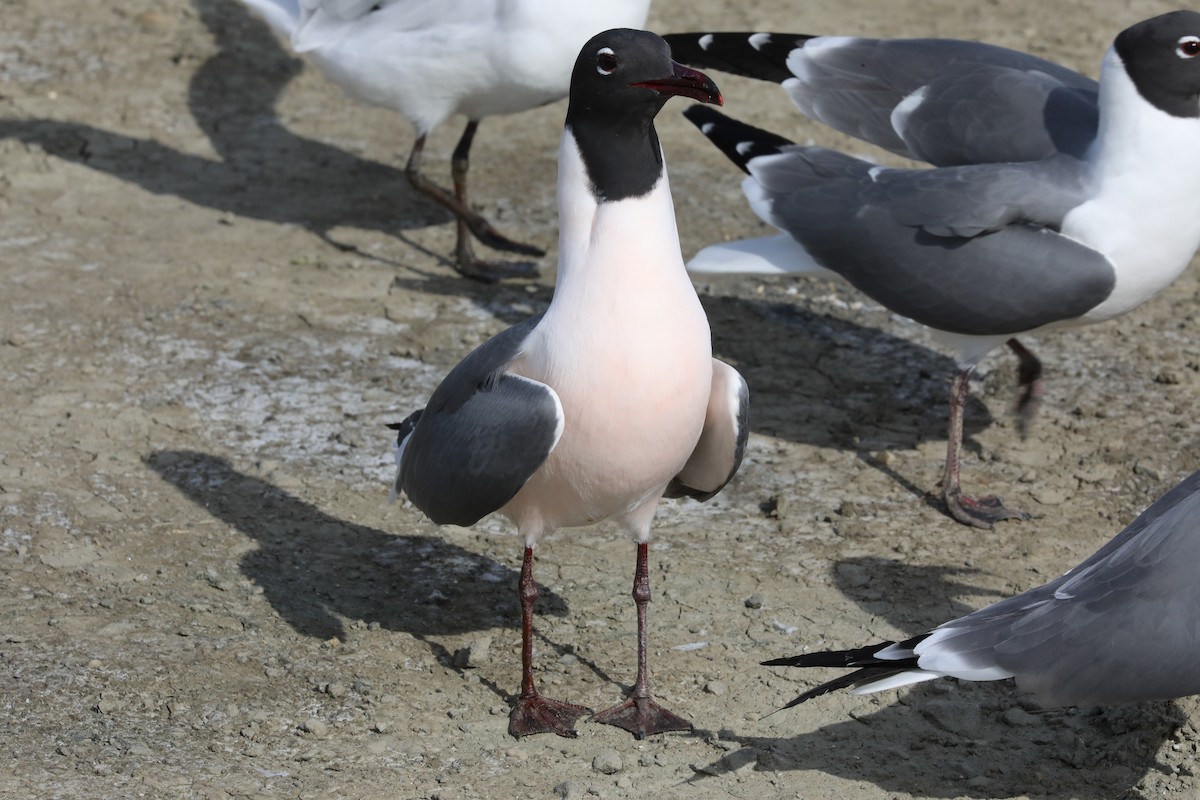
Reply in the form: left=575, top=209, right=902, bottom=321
left=764, top=468, right=1200, bottom=710
left=675, top=12, right=1200, bottom=527
left=239, top=0, right=651, bottom=281
left=389, top=29, right=746, bottom=739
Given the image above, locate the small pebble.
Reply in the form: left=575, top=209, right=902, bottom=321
left=592, top=748, right=623, bottom=775
left=453, top=637, right=492, bottom=669
left=744, top=593, right=765, bottom=609
left=704, top=680, right=727, bottom=696
left=301, top=719, right=328, bottom=737
left=1134, top=461, right=1162, bottom=481
left=921, top=699, right=982, bottom=738
left=1003, top=707, right=1041, bottom=727
left=554, top=781, right=584, bottom=800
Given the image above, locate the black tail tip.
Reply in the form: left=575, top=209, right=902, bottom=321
left=762, top=655, right=804, bottom=667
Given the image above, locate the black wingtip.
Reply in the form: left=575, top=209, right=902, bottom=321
left=386, top=410, right=423, bottom=440
left=663, top=32, right=814, bottom=84
left=761, top=654, right=806, bottom=667
left=761, top=640, right=924, bottom=712
left=681, top=105, right=795, bottom=175
left=775, top=667, right=913, bottom=711
left=761, top=639, right=917, bottom=670
left=779, top=671, right=869, bottom=709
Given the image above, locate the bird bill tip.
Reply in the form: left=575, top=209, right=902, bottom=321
left=631, top=61, right=723, bottom=105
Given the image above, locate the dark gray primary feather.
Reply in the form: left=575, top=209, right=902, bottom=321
left=685, top=106, right=1115, bottom=337
left=395, top=314, right=560, bottom=528
left=664, top=31, right=1099, bottom=165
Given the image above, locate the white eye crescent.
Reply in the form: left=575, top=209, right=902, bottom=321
left=596, top=46, right=618, bottom=75
left=1176, top=35, right=1200, bottom=59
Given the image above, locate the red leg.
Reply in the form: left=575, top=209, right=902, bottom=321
left=942, top=368, right=1029, bottom=528
left=507, top=546, right=590, bottom=738
left=592, top=542, right=693, bottom=739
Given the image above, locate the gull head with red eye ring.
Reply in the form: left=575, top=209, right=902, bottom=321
left=568, top=28, right=722, bottom=115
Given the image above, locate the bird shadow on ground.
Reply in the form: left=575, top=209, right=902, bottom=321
left=690, top=684, right=1182, bottom=799
left=701, top=290, right=993, bottom=448
left=700, top=289, right=999, bottom=507
left=826, top=555, right=998, bottom=638
left=143, top=449, right=568, bottom=645
left=0, top=0, right=466, bottom=268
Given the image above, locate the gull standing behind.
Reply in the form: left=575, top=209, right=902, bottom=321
left=672, top=12, right=1200, bottom=527
left=239, top=0, right=651, bottom=281
left=389, top=29, right=747, bottom=739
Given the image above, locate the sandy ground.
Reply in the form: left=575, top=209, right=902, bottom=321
left=4, top=0, right=1200, bottom=798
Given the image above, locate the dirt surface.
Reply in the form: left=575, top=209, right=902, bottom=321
left=4, top=1, right=1200, bottom=798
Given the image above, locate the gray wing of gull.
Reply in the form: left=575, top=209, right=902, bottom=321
left=395, top=313, right=561, bottom=528
left=665, top=359, right=749, bottom=501
left=739, top=137, right=1114, bottom=337
left=925, top=469, right=1200, bottom=706
left=663, top=32, right=1099, bottom=165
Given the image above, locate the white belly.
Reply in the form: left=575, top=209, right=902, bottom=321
left=506, top=303, right=713, bottom=534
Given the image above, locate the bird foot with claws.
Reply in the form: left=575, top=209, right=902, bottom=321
left=508, top=694, right=592, bottom=739
left=454, top=237, right=541, bottom=283
left=591, top=696, right=693, bottom=740
left=946, top=490, right=1030, bottom=529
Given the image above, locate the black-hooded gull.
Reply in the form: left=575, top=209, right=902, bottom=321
left=764, top=468, right=1200, bottom=710
left=239, top=0, right=650, bottom=281
left=388, top=29, right=747, bottom=739
left=672, top=12, right=1200, bottom=527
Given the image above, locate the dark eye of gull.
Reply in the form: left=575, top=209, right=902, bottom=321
left=1175, top=35, right=1200, bottom=58
left=596, top=47, right=618, bottom=76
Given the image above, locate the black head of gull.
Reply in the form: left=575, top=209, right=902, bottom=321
left=1113, top=10, right=1200, bottom=118
left=673, top=12, right=1200, bottom=528
left=565, top=28, right=721, bottom=203
left=388, top=31, right=745, bottom=740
